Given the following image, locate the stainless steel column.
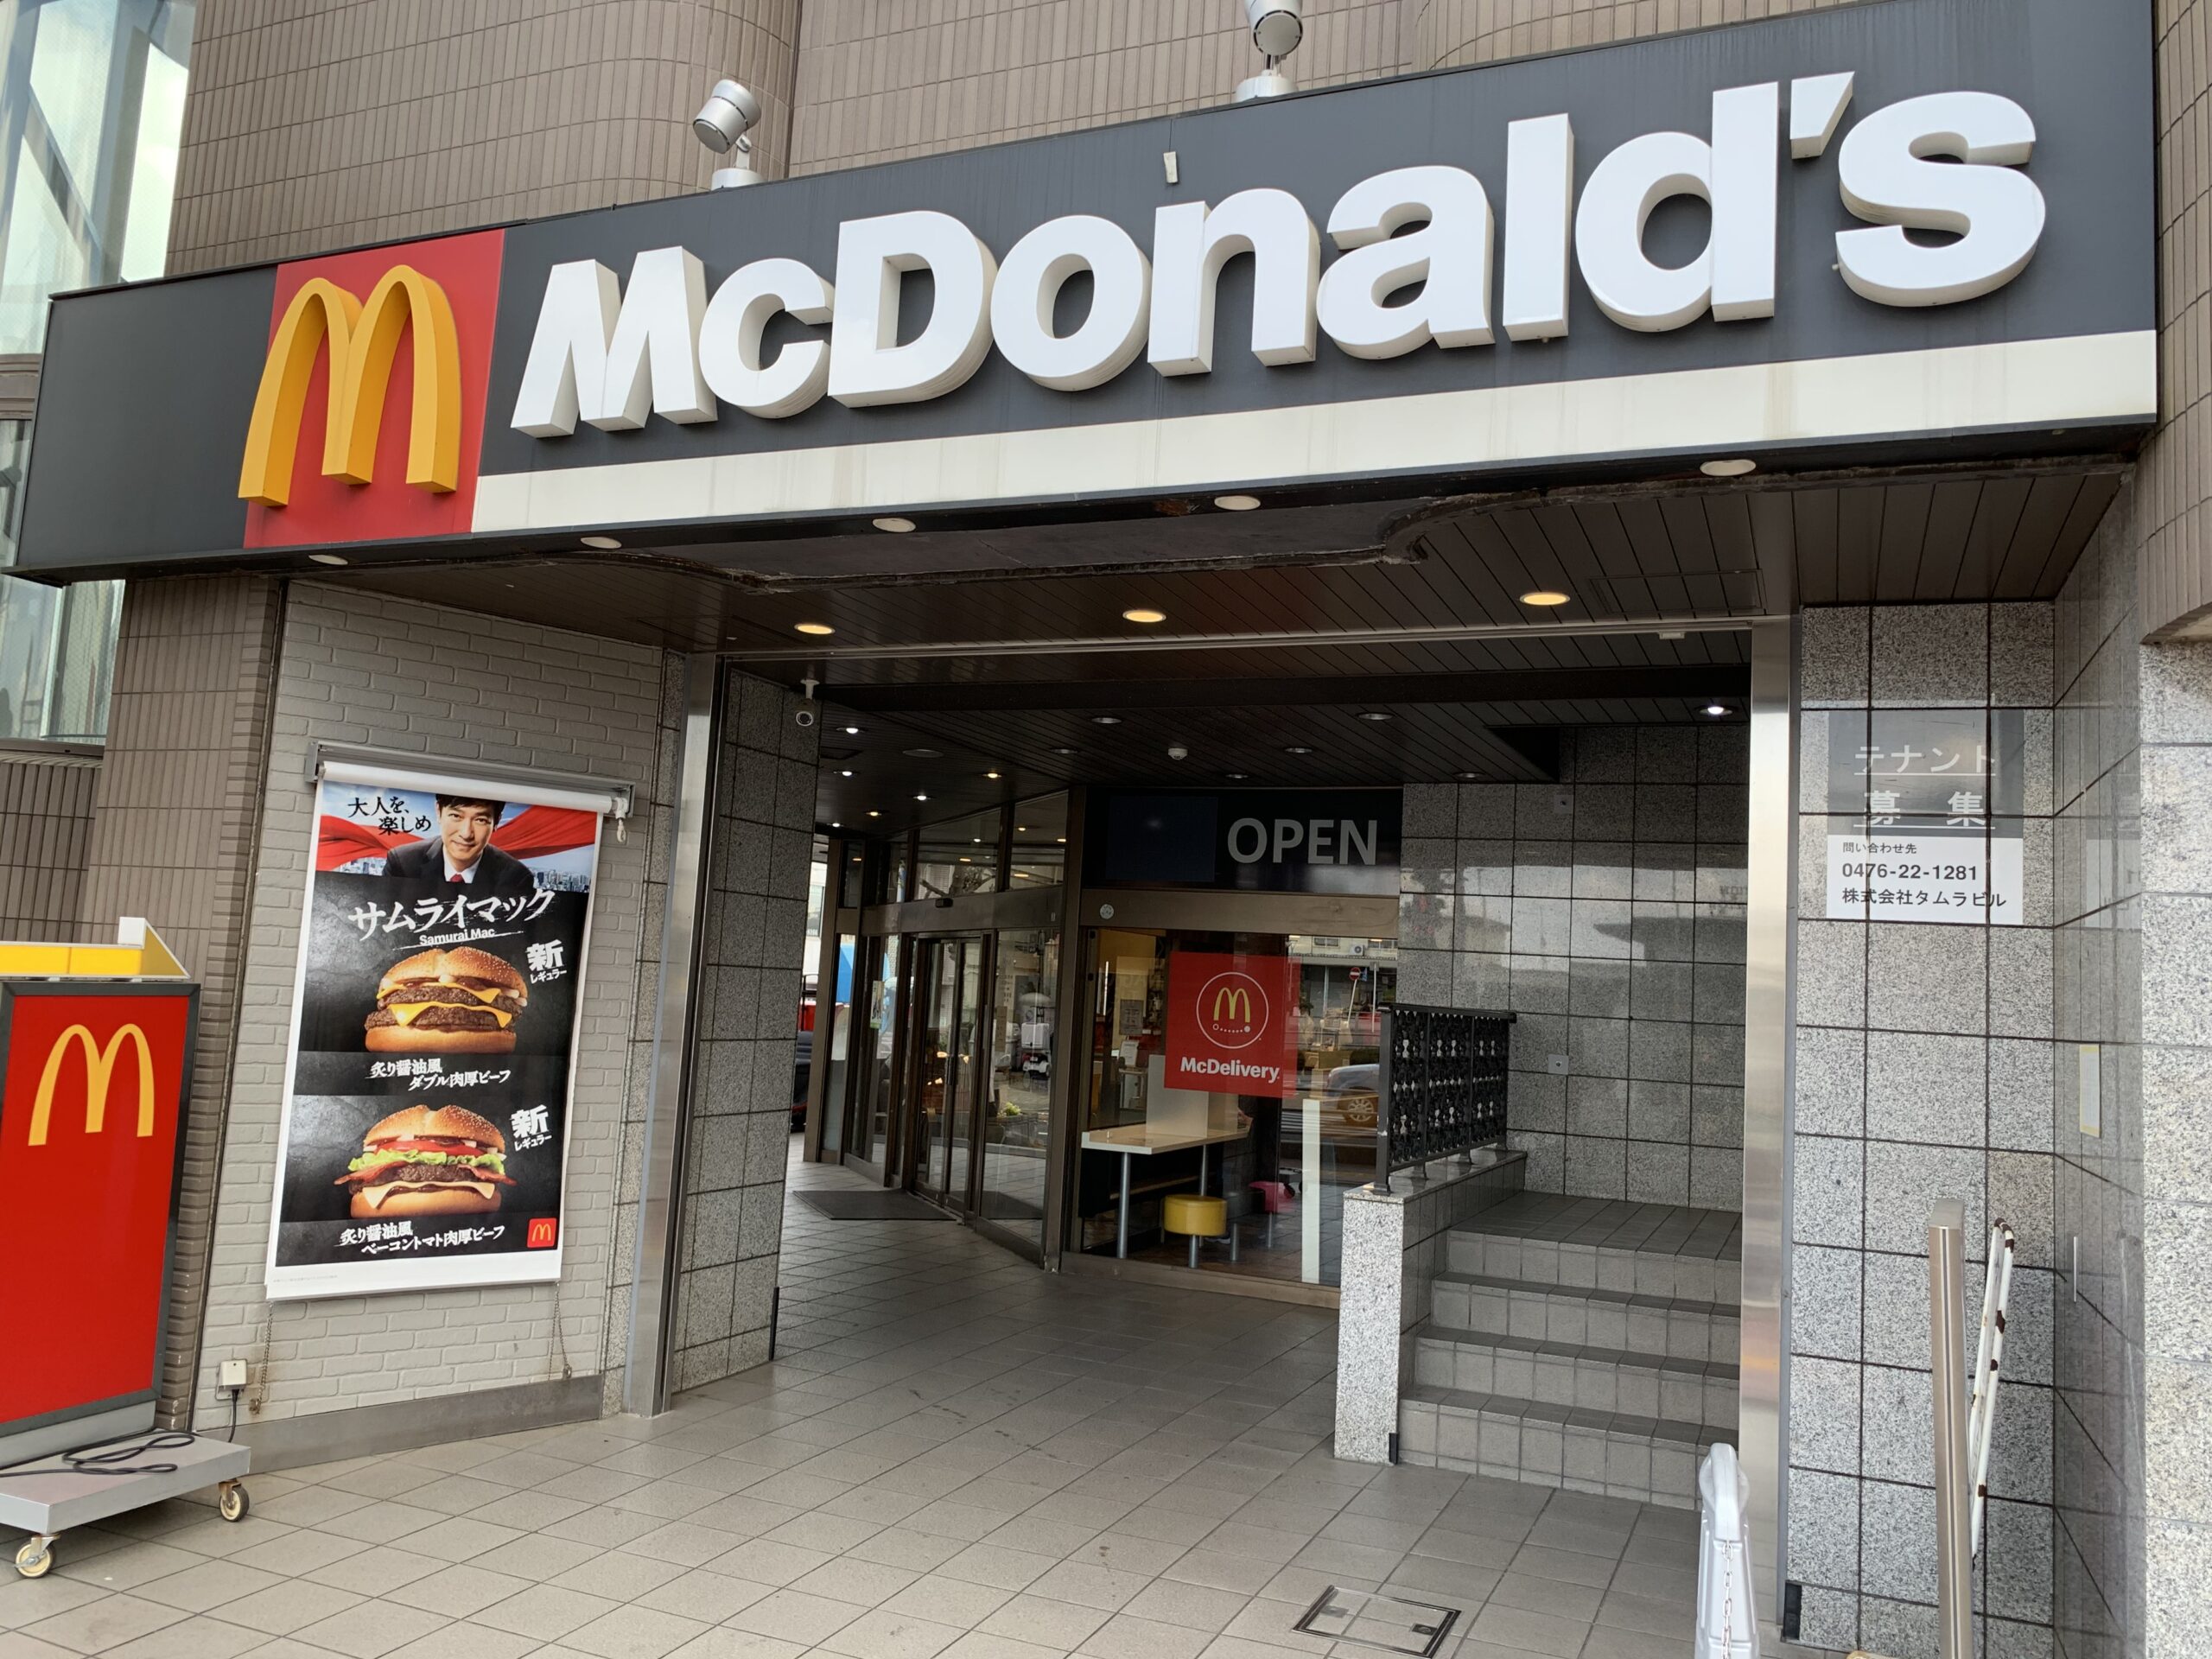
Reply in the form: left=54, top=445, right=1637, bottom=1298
left=626, top=655, right=722, bottom=1416
left=1741, top=614, right=1798, bottom=1621
left=1928, top=1200, right=1974, bottom=1659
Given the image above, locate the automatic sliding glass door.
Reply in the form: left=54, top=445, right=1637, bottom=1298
left=906, top=937, right=986, bottom=1211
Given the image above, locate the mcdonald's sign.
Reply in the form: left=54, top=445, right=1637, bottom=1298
left=27, top=1023, right=157, bottom=1145
left=1163, top=950, right=1300, bottom=1099
left=239, top=230, right=504, bottom=552
left=0, top=984, right=194, bottom=1448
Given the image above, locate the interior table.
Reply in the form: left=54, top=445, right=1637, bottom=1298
left=1080, top=1122, right=1249, bottom=1258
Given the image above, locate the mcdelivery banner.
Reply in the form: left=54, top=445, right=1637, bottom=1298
left=266, top=763, right=604, bottom=1299
left=1164, top=951, right=1301, bottom=1100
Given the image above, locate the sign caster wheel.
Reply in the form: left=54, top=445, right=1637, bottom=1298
left=218, top=1482, right=249, bottom=1522
left=14, top=1537, right=54, bottom=1578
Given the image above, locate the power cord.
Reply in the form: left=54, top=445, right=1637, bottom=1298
left=1, top=1432, right=200, bottom=1478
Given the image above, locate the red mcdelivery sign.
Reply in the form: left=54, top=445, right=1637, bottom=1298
left=1163, top=952, right=1301, bottom=1099
left=0, top=986, right=193, bottom=1437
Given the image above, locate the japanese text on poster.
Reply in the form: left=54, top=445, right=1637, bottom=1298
left=1824, top=710, right=2024, bottom=925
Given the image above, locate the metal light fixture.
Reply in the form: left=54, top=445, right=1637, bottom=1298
left=1122, top=607, right=1167, bottom=624
left=795, top=621, right=835, bottom=636
left=873, top=516, right=916, bottom=533
left=1358, top=711, right=1392, bottom=722
left=695, top=79, right=764, bottom=189
left=580, top=534, right=621, bottom=550
left=1700, top=457, right=1758, bottom=478
left=1214, top=493, right=1262, bottom=511
left=1092, top=715, right=1122, bottom=725
left=1704, top=702, right=1732, bottom=717
left=1236, top=0, right=1302, bottom=100
left=1520, top=589, right=1571, bottom=607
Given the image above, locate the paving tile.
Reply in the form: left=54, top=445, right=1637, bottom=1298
left=474, top=1584, right=624, bottom=1640
left=1465, top=1600, right=1589, bottom=1658
left=817, top=1605, right=969, bottom=1659
left=129, top=1560, right=289, bottom=1615
left=1080, top=1612, right=1214, bottom=1659
left=976, top=1593, right=1113, bottom=1649
left=563, top=1604, right=715, bottom=1658
left=18, top=1592, right=186, bottom=1654
left=283, top=1599, right=447, bottom=1658
left=725, top=1586, right=869, bottom=1645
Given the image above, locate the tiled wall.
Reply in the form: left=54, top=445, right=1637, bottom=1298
left=787, top=0, right=1407, bottom=175
left=666, top=667, right=817, bottom=1393
left=1787, top=602, right=2060, bottom=1659
left=1408, top=0, right=1868, bottom=71
left=1397, top=726, right=1749, bottom=1207
left=168, top=0, right=804, bottom=275
left=75, top=576, right=287, bottom=1425
left=2050, top=487, right=2145, bottom=1659
left=0, top=749, right=99, bottom=939
left=191, top=584, right=673, bottom=1429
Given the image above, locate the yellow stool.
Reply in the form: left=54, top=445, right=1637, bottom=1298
left=1161, top=1194, right=1234, bottom=1268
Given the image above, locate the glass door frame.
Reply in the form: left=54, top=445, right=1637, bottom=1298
left=894, top=929, right=995, bottom=1214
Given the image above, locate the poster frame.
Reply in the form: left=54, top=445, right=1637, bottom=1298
left=263, top=757, right=613, bottom=1301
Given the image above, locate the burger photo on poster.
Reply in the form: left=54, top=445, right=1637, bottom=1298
left=365, top=945, right=528, bottom=1053
left=336, top=1104, right=515, bottom=1217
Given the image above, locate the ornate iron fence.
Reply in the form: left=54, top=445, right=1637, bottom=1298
left=1374, top=1004, right=1515, bottom=1192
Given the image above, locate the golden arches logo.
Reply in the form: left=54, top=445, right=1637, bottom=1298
left=26, top=1024, right=157, bottom=1147
left=1211, top=987, right=1254, bottom=1024
left=237, top=264, right=461, bottom=507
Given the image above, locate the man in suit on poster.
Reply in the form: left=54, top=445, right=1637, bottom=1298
left=383, top=795, right=537, bottom=897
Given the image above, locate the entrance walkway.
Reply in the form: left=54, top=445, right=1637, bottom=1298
left=0, top=1144, right=1716, bottom=1659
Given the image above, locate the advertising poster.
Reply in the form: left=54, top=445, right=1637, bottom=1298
left=1163, top=951, right=1301, bottom=1099
left=1822, top=709, right=2024, bottom=925
left=265, top=765, right=605, bottom=1299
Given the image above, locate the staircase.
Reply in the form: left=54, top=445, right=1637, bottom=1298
left=1394, top=1192, right=1743, bottom=1509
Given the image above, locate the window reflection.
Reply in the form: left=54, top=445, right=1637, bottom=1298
left=1078, top=927, right=1395, bottom=1286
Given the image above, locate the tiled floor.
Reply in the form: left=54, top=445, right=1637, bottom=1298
left=0, top=1144, right=1709, bottom=1659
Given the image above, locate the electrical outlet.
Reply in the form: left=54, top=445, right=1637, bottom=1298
left=219, top=1359, right=248, bottom=1392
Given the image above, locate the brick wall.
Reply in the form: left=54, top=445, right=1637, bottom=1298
left=77, top=576, right=286, bottom=1425
left=168, top=0, right=804, bottom=276
left=1397, top=727, right=1749, bottom=1208
left=0, top=748, right=99, bottom=939
left=189, top=584, right=676, bottom=1428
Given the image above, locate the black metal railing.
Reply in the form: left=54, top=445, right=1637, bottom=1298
left=1374, top=1004, right=1515, bottom=1192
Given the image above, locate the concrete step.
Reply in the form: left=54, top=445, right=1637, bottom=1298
left=1445, top=1225, right=1743, bottom=1305
left=1396, top=1382, right=1718, bottom=1510
left=1409, top=1322, right=1738, bottom=1430
left=1430, top=1270, right=1741, bottom=1366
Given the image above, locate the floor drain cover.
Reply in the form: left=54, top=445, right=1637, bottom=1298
left=1294, top=1586, right=1462, bottom=1656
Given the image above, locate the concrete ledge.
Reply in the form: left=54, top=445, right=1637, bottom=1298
left=1334, top=1147, right=1525, bottom=1463
left=234, top=1374, right=603, bottom=1472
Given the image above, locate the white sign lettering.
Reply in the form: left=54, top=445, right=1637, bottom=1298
left=511, top=80, right=2048, bottom=439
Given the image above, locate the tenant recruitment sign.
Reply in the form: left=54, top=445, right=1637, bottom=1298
left=266, top=760, right=606, bottom=1299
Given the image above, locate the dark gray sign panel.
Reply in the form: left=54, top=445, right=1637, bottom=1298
left=13, top=0, right=2155, bottom=575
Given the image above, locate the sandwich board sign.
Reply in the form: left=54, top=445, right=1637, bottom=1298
left=265, top=760, right=608, bottom=1299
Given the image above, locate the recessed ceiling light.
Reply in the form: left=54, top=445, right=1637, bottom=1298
left=1658, top=630, right=1688, bottom=641
left=831, top=822, right=840, bottom=828
left=1226, top=772, right=1249, bottom=780
left=873, top=516, right=916, bottom=533
left=1358, top=711, right=1392, bottom=722
left=580, top=534, right=622, bottom=550
left=1520, top=589, right=1571, bottom=607
left=1053, top=746, right=1078, bottom=756
left=1056, top=837, right=1067, bottom=844
left=868, top=810, right=880, bottom=817
left=308, top=552, right=349, bottom=566
left=959, top=856, right=972, bottom=863
left=1700, top=458, right=1758, bottom=478
left=796, top=621, right=835, bottom=636
left=1214, top=493, right=1262, bottom=512
left=1703, top=703, right=1732, bottom=717
left=985, top=770, right=1001, bottom=779
left=1458, top=772, right=1480, bottom=781
left=1092, top=715, right=1122, bottom=725
left=902, top=747, right=942, bottom=759
left=1284, top=745, right=1313, bottom=755
left=842, top=725, right=861, bottom=734
left=1122, top=607, right=1167, bottom=625
left=914, top=792, right=929, bottom=801
left=839, top=769, right=854, bottom=778
left=1016, top=825, right=1027, bottom=832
